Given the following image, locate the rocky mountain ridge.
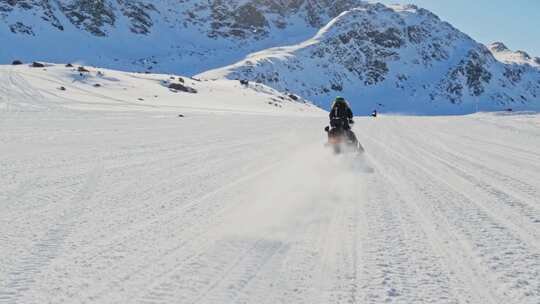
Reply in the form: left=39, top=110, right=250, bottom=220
left=199, top=4, right=540, bottom=114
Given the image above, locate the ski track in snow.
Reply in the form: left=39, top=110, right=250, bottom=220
left=1, top=109, right=540, bottom=304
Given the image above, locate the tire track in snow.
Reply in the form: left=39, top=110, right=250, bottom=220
left=395, top=121, right=540, bottom=240
left=1, top=123, right=290, bottom=261
left=358, top=171, right=469, bottom=304
left=364, top=151, right=498, bottom=304
left=0, top=163, right=104, bottom=304
left=63, top=159, right=287, bottom=303
left=363, top=126, right=540, bottom=303
left=315, top=175, right=367, bottom=304
left=413, top=140, right=540, bottom=237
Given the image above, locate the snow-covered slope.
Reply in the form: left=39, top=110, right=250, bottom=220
left=0, top=63, right=322, bottom=114
left=199, top=4, right=540, bottom=114
left=2, top=106, right=540, bottom=303
left=0, top=0, right=367, bottom=75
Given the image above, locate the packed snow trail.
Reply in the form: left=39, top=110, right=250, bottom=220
left=1, top=109, right=539, bottom=304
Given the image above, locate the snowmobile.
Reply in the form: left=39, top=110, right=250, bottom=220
left=324, top=118, right=364, bottom=154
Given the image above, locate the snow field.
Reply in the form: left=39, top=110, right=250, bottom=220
left=1, top=107, right=539, bottom=303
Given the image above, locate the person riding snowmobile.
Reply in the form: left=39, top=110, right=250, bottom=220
left=329, top=96, right=356, bottom=133
left=329, top=96, right=357, bottom=142
left=325, top=96, right=364, bottom=153
left=330, top=96, right=353, bottom=124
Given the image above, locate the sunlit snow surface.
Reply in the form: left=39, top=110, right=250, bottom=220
left=1, top=64, right=540, bottom=304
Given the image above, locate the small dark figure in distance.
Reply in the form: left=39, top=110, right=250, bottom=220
left=371, top=110, right=378, bottom=117
left=240, top=79, right=249, bottom=86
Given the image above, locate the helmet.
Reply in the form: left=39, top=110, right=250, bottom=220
left=332, top=96, right=348, bottom=108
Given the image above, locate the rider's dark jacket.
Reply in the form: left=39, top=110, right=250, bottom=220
left=329, top=100, right=353, bottom=128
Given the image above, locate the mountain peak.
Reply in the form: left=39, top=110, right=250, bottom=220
left=488, top=42, right=539, bottom=67
left=488, top=42, right=510, bottom=52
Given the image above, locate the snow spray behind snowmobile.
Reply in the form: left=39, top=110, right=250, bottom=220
left=324, top=117, right=364, bottom=154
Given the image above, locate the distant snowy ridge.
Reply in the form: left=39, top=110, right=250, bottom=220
left=199, top=3, right=540, bottom=114
left=488, top=42, right=540, bottom=67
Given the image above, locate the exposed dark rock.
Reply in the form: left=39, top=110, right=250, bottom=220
left=169, top=83, right=197, bottom=93
left=464, top=52, right=492, bottom=96
left=12, top=60, right=23, bottom=65
left=234, top=4, right=267, bottom=29
left=31, top=61, right=45, bottom=68
left=504, top=66, right=523, bottom=83
left=365, top=60, right=389, bottom=85
left=9, top=22, right=34, bottom=35
left=288, top=94, right=299, bottom=101
left=367, top=28, right=404, bottom=48
left=490, top=42, right=509, bottom=52
left=331, top=83, right=343, bottom=91
left=66, top=63, right=74, bottom=67
left=2, top=1, right=63, bottom=31
left=117, top=0, right=156, bottom=34
left=59, top=0, right=116, bottom=37
left=407, top=25, right=429, bottom=44
left=516, top=50, right=531, bottom=60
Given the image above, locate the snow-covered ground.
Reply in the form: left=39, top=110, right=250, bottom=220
left=1, top=65, right=540, bottom=304
left=0, top=64, right=321, bottom=115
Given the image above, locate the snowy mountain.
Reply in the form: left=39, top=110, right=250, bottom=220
left=2, top=1, right=540, bottom=114
left=199, top=4, right=540, bottom=114
left=0, top=0, right=367, bottom=75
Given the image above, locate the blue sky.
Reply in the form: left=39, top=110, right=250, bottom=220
left=375, top=0, right=540, bottom=57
